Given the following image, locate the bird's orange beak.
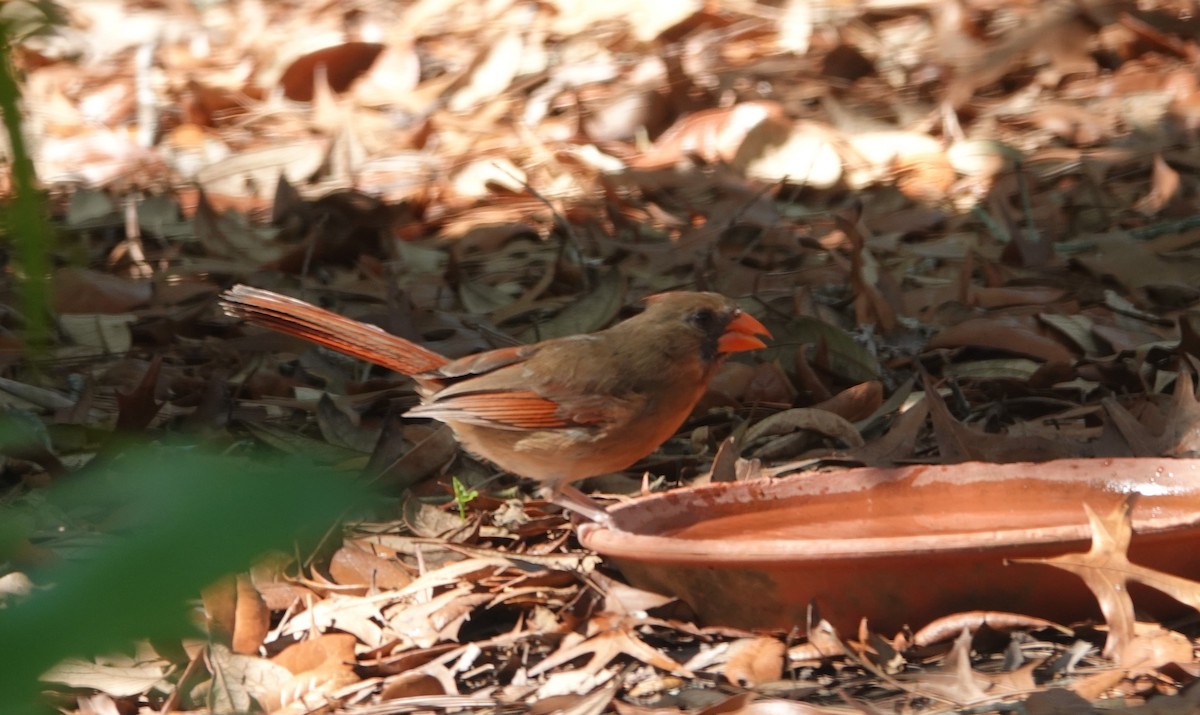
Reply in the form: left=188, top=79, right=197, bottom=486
left=717, top=311, right=772, bottom=353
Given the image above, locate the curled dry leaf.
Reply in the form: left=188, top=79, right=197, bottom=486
left=811, top=381, right=883, bottom=423
left=230, top=575, right=270, bottom=656
left=743, top=407, right=865, bottom=449
left=911, top=611, right=1068, bottom=648
left=201, top=575, right=268, bottom=655
left=928, top=316, right=1076, bottom=364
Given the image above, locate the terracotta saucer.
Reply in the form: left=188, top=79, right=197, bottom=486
left=578, top=459, right=1200, bottom=632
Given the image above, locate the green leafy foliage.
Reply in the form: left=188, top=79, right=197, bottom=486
left=0, top=447, right=366, bottom=714
left=0, top=16, right=56, bottom=353
left=451, top=475, right=479, bottom=521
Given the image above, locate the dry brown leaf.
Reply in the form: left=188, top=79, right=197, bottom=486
left=532, top=675, right=621, bottom=714
left=194, top=141, right=328, bottom=202
left=272, top=633, right=357, bottom=675
left=41, top=655, right=171, bottom=698
left=812, top=381, right=883, bottom=423
left=278, top=592, right=388, bottom=647
left=230, top=575, right=269, bottom=655
left=1072, top=232, right=1193, bottom=293
left=547, top=0, right=701, bottom=41
left=908, top=628, right=990, bottom=705
left=717, top=697, right=835, bottom=715
left=378, top=671, right=446, bottom=701
left=528, top=618, right=692, bottom=677
left=446, top=30, right=525, bottom=113
left=742, top=361, right=799, bottom=406
left=722, top=636, right=785, bottom=687
left=350, top=40, right=421, bottom=108
left=635, top=102, right=787, bottom=168
left=201, top=575, right=238, bottom=648
left=328, top=543, right=414, bottom=592
left=736, top=119, right=844, bottom=188
left=53, top=268, right=152, bottom=315
left=592, top=571, right=677, bottom=616
left=921, top=375, right=1081, bottom=462
left=1015, top=497, right=1200, bottom=663
left=278, top=42, right=385, bottom=101
left=204, top=644, right=293, bottom=713
left=1102, top=371, right=1200, bottom=457
left=838, top=210, right=902, bottom=333
left=273, top=663, right=360, bottom=709
left=384, top=585, right=492, bottom=648
left=928, top=316, right=1075, bottom=364
left=845, top=399, right=929, bottom=467
left=1117, top=623, right=1193, bottom=674
left=972, top=286, right=1068, bottom=309
left=1023, top=687, right=1100, bottom=715
left=745, top=408, right=862, bottom=447
left=36, top=129, right=169, bottom=187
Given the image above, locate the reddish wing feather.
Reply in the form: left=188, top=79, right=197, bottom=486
left=407, top=391, right=571, bottom=430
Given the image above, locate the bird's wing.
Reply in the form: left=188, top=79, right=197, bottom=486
left=407, top=386, right=642, bottom=431
left=410, top=335, right=641, bottom=430
left=406, top=390, right=570, bottom=429
left=424, top=344, right=537, bottom=380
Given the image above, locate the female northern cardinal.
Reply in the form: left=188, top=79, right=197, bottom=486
left=219, top=285, right=770, bottom=523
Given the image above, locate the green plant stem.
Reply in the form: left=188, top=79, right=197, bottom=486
left=0, top=26, right=52, bottom=353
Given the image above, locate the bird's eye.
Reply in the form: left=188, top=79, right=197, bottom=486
left=689, top=308, right=717, bottom=330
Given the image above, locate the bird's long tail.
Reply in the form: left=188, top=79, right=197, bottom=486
left=219, top=285, right=449, bottom=375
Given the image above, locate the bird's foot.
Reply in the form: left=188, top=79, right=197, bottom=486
left=544, top=484, right=614, bottom=527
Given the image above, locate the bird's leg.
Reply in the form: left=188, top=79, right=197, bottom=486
left=542, top=483, right=613, bottom=526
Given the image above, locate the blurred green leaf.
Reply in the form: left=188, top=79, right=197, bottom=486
left=0, top=447, right=366, bottom=713
left=0, top=21, right=54, bottom=353
left=0, top=1, right=67, bottom=41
